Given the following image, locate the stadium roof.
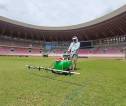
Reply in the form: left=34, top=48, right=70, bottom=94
left=0, top=5, right=126, bottom=41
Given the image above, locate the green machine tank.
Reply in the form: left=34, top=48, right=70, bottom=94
left=53, top=59, right=73, bottom=72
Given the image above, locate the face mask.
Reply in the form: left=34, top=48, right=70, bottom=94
left=73, top=39, right=76, bottom=42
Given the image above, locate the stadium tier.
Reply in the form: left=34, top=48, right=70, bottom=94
left=0, top=46, right=42, bottom=56
left=79, top=47, right=122, bottom=54
left=0, top=36, right=42, bottom=48
left=0, top=5, right=126, bottom=57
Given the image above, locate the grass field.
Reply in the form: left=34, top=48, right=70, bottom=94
left=0, top=56, right=126, bottom=106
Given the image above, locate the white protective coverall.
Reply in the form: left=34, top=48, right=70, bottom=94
left=68, top=37, right=80, bottom=58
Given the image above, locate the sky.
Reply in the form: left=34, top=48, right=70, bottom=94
left=0, top=0, right=126, bottom=26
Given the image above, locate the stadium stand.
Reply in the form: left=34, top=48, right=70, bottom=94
left=0, top=36, right=42, bottom=56
left=0, top=5, right=126, bottom=57
left=78, top=47, right=123, bottom=54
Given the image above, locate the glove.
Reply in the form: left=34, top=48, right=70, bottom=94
left=67, top=49, right=71, bottom=53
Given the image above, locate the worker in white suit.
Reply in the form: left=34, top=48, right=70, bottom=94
left=68, top=36, right=80, bottom=70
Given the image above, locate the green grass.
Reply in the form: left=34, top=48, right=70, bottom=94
left=0, top=56, right=126, bottom=106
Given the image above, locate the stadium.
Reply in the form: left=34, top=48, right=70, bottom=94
left=0, top=2, right=126, bottom=106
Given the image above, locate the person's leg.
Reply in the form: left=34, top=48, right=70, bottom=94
left=69, top=54, right=74, bottom=71
left=70, top=54, right=78, bottom=71
left=73, top=54, right=78, bottom=70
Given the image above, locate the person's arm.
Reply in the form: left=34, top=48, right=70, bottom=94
left=68, top=42, right=73, bottom=52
